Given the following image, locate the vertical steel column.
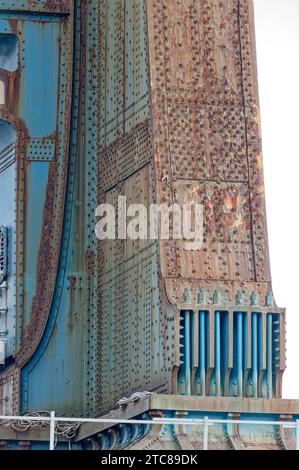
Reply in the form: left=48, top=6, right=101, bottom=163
left=215, top=311, right=221, bottom=396
left=252, top=313, right=258, bottom=398
left=185, top=311, right=191, bottom=395
left=267, top=314, right=273, bottom=398
left=199, top=311, right=206, bottom=396
left=237, top=312, right=243, bottom=397
left=179, top=312, right=185, bottom=392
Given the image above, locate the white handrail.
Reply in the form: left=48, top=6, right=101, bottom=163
left=0, top=413, right=298, bottom=451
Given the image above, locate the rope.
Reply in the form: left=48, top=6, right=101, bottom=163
left=116, top=391, right=153, bottom=408
left=1, top=411, right=81, bottom=440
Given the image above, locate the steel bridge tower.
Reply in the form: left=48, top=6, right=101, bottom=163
left=0, top=0, right=298, bottom=450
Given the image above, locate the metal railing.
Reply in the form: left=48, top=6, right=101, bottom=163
left=0, top=142, right=16, bottom=173
left=0, top=413, right=298, bottom=450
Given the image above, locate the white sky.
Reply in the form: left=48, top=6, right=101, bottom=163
left=253, top=0, right=299, bottom=398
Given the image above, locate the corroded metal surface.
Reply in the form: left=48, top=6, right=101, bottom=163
left=96, top=0, right=171, bottom=414
left=145, top=0, right=285, bottom=400
left=0, top=1, right=74, bottom=414
left=147, top=0, right=271, bottom=299
left=148, top=395, right=299, bottom=415
left=0, top=1, right=71, bottom=14
left=0, top=394, right=298, bottom=450
left=0, top=0, right=288, bottom=434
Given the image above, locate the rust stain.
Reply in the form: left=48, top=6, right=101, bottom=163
left=7, top=19, right=19, bottom=36
left=85, top=249, right=95, bottom=275
left=26, top=0, right=70, bottom=13
left=16, top=161, right=58, bottom=365
left=0, top=70, right=21, bottom=117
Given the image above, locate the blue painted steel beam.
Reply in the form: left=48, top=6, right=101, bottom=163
left=199, top=311, right=206, bottom=396
left=184, top=311, right=191, bottom=396
left=237, top=312, right=243, bottom=397
left=179, top=313, right=185, bottom=392
left=215, top=311, right=221, bottom=396
left=252, top=313, right=258, bottom=398
left=267, top=314, right=273, bottom=398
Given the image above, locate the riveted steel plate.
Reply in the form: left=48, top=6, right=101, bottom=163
left=26, top=137, right=56, bottom=161
left=0, top=0, right=71, bottom=14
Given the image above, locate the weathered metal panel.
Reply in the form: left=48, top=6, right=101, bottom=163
left=0, top=1, right=71, bottom=15
left=145, top=0, right=284, bottom=398
left=0, top=0, right=287, bottom=422
left=96, top=0, right=172, bottom=415
left=146, top=0, right=271, bottom=296
left=0, top=154, right=16, bottom=359
left=18, top=2, right=79, bottom=415
left=0, top=0, right=73, bottom=415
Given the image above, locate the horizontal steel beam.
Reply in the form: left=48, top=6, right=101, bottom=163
left=149, top=395, right=299, bottom=415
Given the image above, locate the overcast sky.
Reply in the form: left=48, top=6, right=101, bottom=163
left=253, top=0, right=299, bottom=398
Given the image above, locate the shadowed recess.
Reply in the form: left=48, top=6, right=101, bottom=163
left=0, top=34, right=18, bottom=72
left=0, top=119, right=16, bottom=153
